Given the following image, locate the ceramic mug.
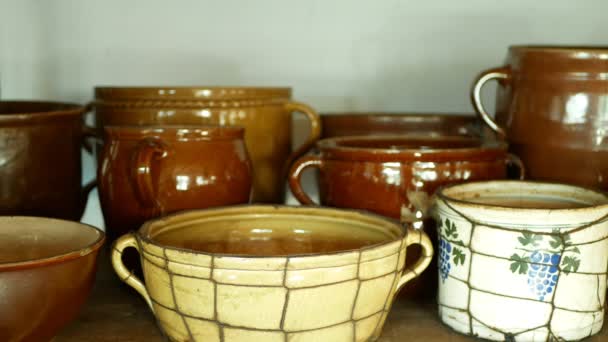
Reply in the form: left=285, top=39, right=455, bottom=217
left=472, top=45, right=608, bottom=190
left=93, top=86, right=321, bottom=203
left=0, top=101, right=95, bottom=220
left=98, top=125, right=252, bottom=240
left=434, top=180, right=608, bottom=341
left=111, top=205, right=433, bottom=342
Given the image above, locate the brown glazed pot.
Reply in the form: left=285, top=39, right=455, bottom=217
left=472, top=45, right=608, bottom=190
left=93, top=87, right=321, bottom=203
left=98, top=125, right=253, bottom=240
left=0, top=101, right=92, bottom=220
left=289, top=135, right=523, bottom=298
left=0, top=216, right=105, bottom=342
left=320, top=112, right=483, bottom=138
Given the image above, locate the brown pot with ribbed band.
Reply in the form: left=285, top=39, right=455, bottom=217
left=0, top=101, right=94, bottom=220
left=98, top=125, right=252, bottom=240
left=92, top=86, right=321, bottom=203
left=471, top=45, right=608, bottom=190
left=288, top=135, right=524, bottom=298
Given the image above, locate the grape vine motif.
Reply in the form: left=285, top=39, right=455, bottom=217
left=509, top=230, right=581, bottom=301
left=438, top=218, right=466, bottom=282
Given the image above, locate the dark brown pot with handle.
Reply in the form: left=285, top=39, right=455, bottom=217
left=288, top=135, right=524, bottom=299
left=93, top=86, right=321, bottom=203
left=472, top=45, right=608, bottom=190
left=0, top=101, right=94, bottom=220
left=98, top=125, right=253, bottom=240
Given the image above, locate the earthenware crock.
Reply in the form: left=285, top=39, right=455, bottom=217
left=434, top=180, right=608, bottom=341
left=0, top=101, right=93, bottom=220
left=320, top=112, right=483, bottom=138
left=111, top=205, right=433, bottom=342
left=0, top=216, right=105, bottom=342
left=93, top=86, right=321, bottom=203
left=472, top=45, right=608, bottom=190
left=98, top=125, right=252, bottom=240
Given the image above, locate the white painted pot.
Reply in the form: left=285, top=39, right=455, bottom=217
left=433, top=181, right=608, bottom=341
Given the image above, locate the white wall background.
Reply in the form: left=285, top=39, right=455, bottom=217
left=1, top=0, right=607, bottom=227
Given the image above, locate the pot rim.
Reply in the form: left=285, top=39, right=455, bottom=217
left=437, top=180, right=608, bottom=213
left=509, top=45, right=608, bottom=53
left=321, top=112, right=476, bottom=120
left=0, top=101, right=85, bottom=123
left=315, top=134, right=507, bottom=161
left=94, top=86, right=292, bottom=101
left=0, top=216, right=105, bottom=272
left=104, top=124, right=245, bottom=140
left=136, top=204, right=406, bottom=259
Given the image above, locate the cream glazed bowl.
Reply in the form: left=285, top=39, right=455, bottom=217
left=433, top=181, right=608, bottom=341
left=111, top=205, right=433, bottom=342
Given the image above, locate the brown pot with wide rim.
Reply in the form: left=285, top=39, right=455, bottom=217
left=472, top=45, right=608, bottom=190
left=0, top=216, right=105, bottom=342
left=0, top=101, right=93, bottom=220
left=320, top=112, right=485, bottom=138
left=289, top=135, right=524, bottom=298
left=92, top=86, right=321, bottom=203
left=98, top=125, right=253, bottom=240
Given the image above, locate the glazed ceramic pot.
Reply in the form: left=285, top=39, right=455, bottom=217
left=98, top=125, right=252, bottom=240
left=0, top=101, right=93, bottom=220
left=434, top=181, right=608, bottom=341
left=0, top=216, right=105, bottom=342
left=472, top=45, right=608, bottom=190
left=93, top=86, right=321, bottom=203
left=320, top=112, right=484, bottom=138
left=111, top=205, right=433, bottom=342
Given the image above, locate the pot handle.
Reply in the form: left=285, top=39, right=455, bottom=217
left=130, top=137, right=167, bottom=209
left=111, top=233, right=153, bottom=311
left=284, top=101, right=322, bottom=175
left=506, top=153, right=526, bottom=180
left=471, top=66, right=511, bottom=139
left=396, top=228, right=434, bottom=292
left=78, top=125, right=102, bottom=218
left=288, top=155, right=323, bottom=205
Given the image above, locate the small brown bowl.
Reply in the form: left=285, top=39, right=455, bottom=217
left=320, top=112, right=483, bottom=138
left=0, top=217, right=105, bottom=342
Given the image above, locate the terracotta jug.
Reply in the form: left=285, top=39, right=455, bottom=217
left=93, top=87, right=321, bottom=203
left=98, top=125, right=252, bottom=239
left=0, top=101, right=93, bottom=220
left=472, top=45, right=608, bottom=190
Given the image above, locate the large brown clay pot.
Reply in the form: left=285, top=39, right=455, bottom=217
left=93, top=87, right=321, bottom=203
left=472, top=45, right=608, bottom=190
left=98, top=125, right=252, bottom=240
left=0, top=101, right=92, bottom=220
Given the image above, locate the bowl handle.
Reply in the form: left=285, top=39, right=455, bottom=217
left=396, top=228, right=434, bottom=292
left=470, top=66, right=511, bottom=139
left=284, top=101, right=321, bottom=175
left=111, top=233, right=154, bottom=312
left=288, top=155, right=323, bottom=205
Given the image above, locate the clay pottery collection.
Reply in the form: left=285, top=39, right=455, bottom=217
left=0, top=101, right=93, bottom=220
left=472, top=46, right=608, bottom=190
left=320, top=112, right=483, bottom=138
left=434, top=180, right=608, bottom=341
left=98, top=125, right=252, bottom=240
left=111, top=205, right=432, bottom=342
left=93, top=86, right=321, bottom=203
left=0, top=216, right=105, bottom=342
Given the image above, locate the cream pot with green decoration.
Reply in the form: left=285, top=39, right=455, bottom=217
left=433, top=180, right=608, bottom=341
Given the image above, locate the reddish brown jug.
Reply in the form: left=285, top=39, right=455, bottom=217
left=93, top=86, right=321, bottom=203
left=472, top=45, right=608, bottom=190
left=98, top=125, right=252, bottom=239
left=0, top=101, right=93, bottom=220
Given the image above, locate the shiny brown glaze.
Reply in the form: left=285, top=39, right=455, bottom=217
left=320, top=112, right=484, bottom=138
left=93, top=86, right=321, bottom=203
left=0, top=216, right=104, bottom=342
left=472, top=45, right=608, bottom=190
left=0, top=101, right=92, bottom=220
left=289, top=135, right=522, bottom=297
left=98, top=125, right=252, bottom=240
